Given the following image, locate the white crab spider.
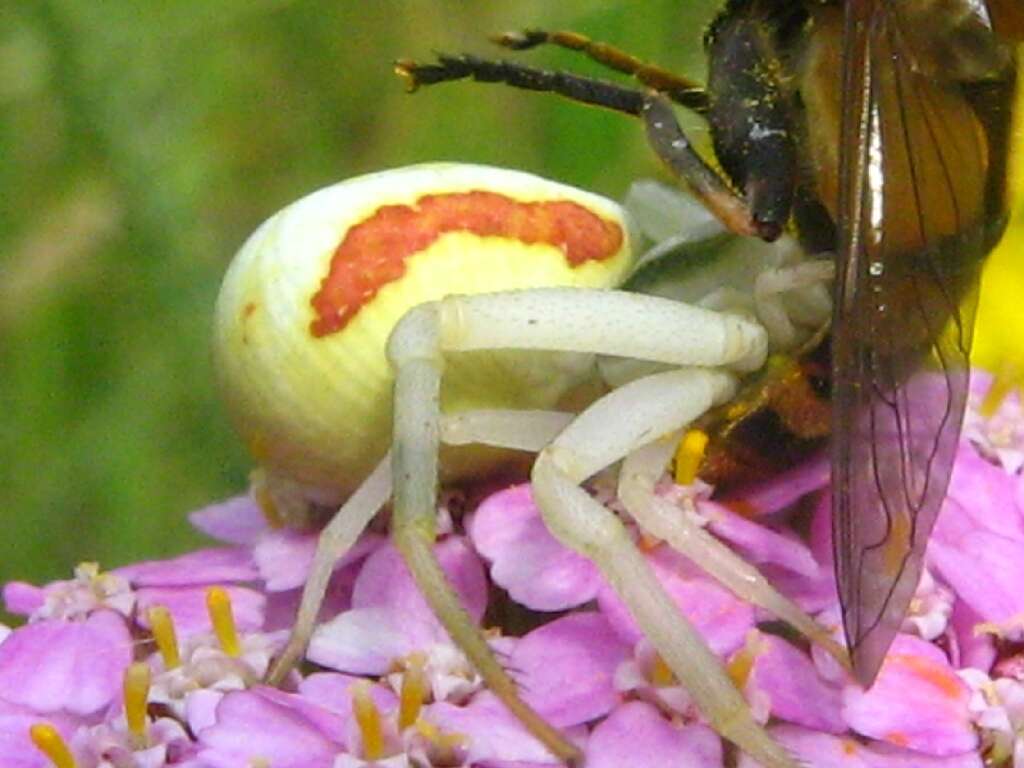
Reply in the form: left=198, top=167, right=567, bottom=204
left=214, top=163, right=838, bottom=768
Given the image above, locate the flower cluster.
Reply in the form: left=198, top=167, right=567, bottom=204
left=2, top=371, right=1023, bottom=768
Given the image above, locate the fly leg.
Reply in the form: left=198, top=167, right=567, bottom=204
left=394, top=57, right=776, bottom=240
left=491, top=28, right=708, bottom=111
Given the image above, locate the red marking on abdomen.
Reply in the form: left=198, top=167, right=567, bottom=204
left=309, top=191, right=623, bottom=337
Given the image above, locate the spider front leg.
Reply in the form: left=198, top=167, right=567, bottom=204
left=617, top=435, right=850, bottom=668
left=530, top=375, right=797, bottom=768
left=387, top=287, right=802, bottom=768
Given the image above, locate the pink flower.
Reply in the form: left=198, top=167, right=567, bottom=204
left=0, top=610, right=132, bottom=715
left=307, top=536, right=487, bottom=689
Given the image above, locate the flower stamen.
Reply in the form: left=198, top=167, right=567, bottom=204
left=728, top=631, right=765, bottom=688
left=398, top=652, right=429, bottom=729
left=147, top=605, right=181, bottom=669
left=648, top=653, right=676, bottom=687
left=674, top=429, right=709, bottom=486
left=205, top=586, right=241, bottom=657
left=352, top=681, right=386, bottom=760
left=29, top=723, right=77, bottom=768
left=980, top=363, right=1022, bottom=418
left=415, top=719, right=468, bottom=764
left=123, top=661, right=151, bottom=748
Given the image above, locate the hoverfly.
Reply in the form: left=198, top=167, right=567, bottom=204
left=396, top=0, right=1023, bottom=687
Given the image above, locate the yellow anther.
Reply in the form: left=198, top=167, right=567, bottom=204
left=123, top=662, right=151, bottom=747
left=206, top=586, right=241, bottom=657
left=980, top=363, right=1021, bottom=418
left=147, top=605, right=181, bottom=669
left=29, top=723, right=77, bottom=768
left=727, top=631, right=765, bottom=688
left=638, top=531, right=662, bottom=551
left=415, top=718, right=468, bottom=755
left=352, top=681, right=386, bottom=761
left=674, top=429, right=709, bottom=486
left=648, top=653, right=676, bottom=687
left=398, top=653, right=429, bottom=730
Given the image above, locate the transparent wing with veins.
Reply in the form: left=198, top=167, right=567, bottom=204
left=831, top=0, right=1004, bottom=686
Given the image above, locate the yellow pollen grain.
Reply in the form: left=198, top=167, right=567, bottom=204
left=674, top=429, right=709, bottom=486
left=123, top=662, right=151, bottom=746
left=206, top=586, right=241, bottom=657
left=648, top=653, right=676, bottom=687
left=399, top=654, right=429, bottom=730
left=415, top=719, right=468, bottom=752
left=638, top=531, right=662, bottom=551
left=29, top=723, right=77, bottom=768
left=974, top=621, right=1004, bottom=638
left=352, top=681, right=386, bottom=760
left=727, top=631, right=764, bottom=688
left=147, top=605, right=181, bottom=669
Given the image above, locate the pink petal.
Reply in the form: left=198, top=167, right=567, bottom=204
left=929, top=505, right=1024, bottom=627
left=188, top=495, right=269, bottom=546
left=309, top=537, right=486, bottom=673
left=185, top=689, right=223, bottom=734
left=262, top=568, right=356, bottom=633
left=0, top=700, right=80, bottom=768
left=0, top=611, right=131, bottom=715
left=948, top=601, right=995, bottom=672
left=940, top=446, right=1024, bottom=541
left=758, top=563, right=837, bottom=615
left=299, top=673, right=397, bottom=721
left=308, top=607, right=429, bottom=675
left=115, top=548, right=257, bottom=586
left=700, top=501, right=819, bottom=577
left=842, top=635, right=976, bottom=755
left=135, top=585, right=265, bottom=635
left=352, top=537, right=486, bottom=626
left=427, top=692, right=568, bottom=765
left=468, top=485, right=601, bottom=611
left=254, top=531, right=382, bottom=591
left=748, top=635, right=845, bottom=733
left=2, top=583, right=44, bottom=617
left=586, top=701, right=723, bottom=768
left=598, top=546, right=755, bottom=656
left=722, top=454, right=829, bottom=517
left=512, top=613, right=630, bottom=728
left=737, top=724, right=984, bottom=768
left=198, top=688, right=344, bottom=768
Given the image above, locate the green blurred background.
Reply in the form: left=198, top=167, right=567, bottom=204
left=1, top=1, right=723, bottom=586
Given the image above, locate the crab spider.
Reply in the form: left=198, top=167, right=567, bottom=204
left=214, top=163, right=838, bottom=768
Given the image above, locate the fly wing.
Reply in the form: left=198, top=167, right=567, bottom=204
left=831, top=0, right=1006, bottom=685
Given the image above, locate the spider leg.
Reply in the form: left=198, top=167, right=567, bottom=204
left=265, top=408, right=574, bottom=687
left=387, top=287, right=797, bottom=767
left=265, top=454, right=392, bottom=686
left=618, top=435, right=850, bottom=669
left=530, top=368, right=797, bottom=768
